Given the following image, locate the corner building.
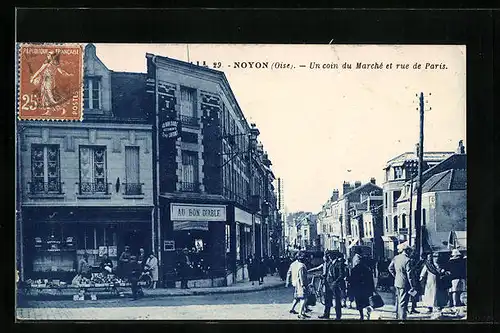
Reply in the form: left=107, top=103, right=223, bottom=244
left=146, top=54, right=277, bottom=287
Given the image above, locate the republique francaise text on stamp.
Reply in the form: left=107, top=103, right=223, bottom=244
left=17, top=44, right=83, bottom=121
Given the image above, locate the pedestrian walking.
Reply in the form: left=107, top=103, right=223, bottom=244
left=409, top=252, right=426, bottom=314
left=258, top=257, right=266, bottom=284
left=118, top=245, right=132, bottom=278
left=325, top=251, right=347, bottom=320
left=248, top=256, right=258, bottom=285
left=388, top=243, right=416, bottom=320
left=145, top=252, right=159, bottom=289
left=308, top=251, right=333, bottom=319
left=128, top=256, right=142, bottom=300
left=78, top=253, right=91, bottom=279
left=447, top=249, right=466, bottom=311
left=286, top=251, right=309, bottom=319
left=420, top=252, right=452, bottom=318
left=137, top=248, right=146, bottom=268
left=178, top=248, right=192, bottom=289
left=349, top=256, right=376, bottom=320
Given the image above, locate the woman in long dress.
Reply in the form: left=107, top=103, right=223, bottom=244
left=420, top=252, right=452, bottom=317
left=145, top=253, right=159, bottom=289
left=349, top=257, right=375, bottom=320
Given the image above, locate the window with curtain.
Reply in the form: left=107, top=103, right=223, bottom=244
left=83, top=77, right=101, bottom=109
left=79, top=146, right=107, bottom=194
left=180, top=86, right=196, bottom=118
left=181, top=151, right=199, bottom=192
left=31, top=144, right=61, bottom=193
left=125, top=146, right=141, bottom=195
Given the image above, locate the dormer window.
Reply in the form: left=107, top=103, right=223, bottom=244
left=84, top=77, right=101, bottom=109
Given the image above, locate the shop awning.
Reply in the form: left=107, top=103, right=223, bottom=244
left=173, top=221, right=209, bottom=231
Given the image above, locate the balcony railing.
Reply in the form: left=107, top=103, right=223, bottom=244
left=179, top=181, right=200, bottom=193
left=123, top=183, right=144, bottom=195
left=28, top=181, right=63, bottom=194
left=178, top=115, right=199, bottom=127
left=78, top=182, right=110, bottom=195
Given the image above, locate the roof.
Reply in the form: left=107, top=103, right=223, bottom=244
left=342, top=182, right=382, bottom=199
left=111, top=72, right=148, bottom=122
left=385, top=151, right=454, bottom=168
left=422, top=169, right=467, bottom=193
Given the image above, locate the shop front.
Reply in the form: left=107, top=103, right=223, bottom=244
left=21, top=207, right=153, bottom=284
left=161, top=201, right=230, bottom=288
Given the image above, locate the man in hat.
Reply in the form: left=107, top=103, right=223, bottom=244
left=286, top=251, right=309, bottom=319
left=325, top=251, right=347, bottom=320
left=389, top=242, right=417, bottom=320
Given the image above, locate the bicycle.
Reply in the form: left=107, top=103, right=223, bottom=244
left=310, top=274, right=325, bottom=305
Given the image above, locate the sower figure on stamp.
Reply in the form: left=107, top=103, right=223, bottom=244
left=29, top=50, right=73, bottom=115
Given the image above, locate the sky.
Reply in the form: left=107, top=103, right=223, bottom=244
left=94, top=44, right=466, bottom=214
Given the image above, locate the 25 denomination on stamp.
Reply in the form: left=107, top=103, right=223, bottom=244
left=18, top=44, right=83, bottom=121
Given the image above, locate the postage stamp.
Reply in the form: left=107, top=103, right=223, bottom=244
left=17, top=43, right=83, bottom=121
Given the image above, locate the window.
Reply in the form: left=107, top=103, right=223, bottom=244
left=79, top=146, right=107, bottom=194
left=181, top=151, right=199, bottom=192
left=180, top=87, right=196, bottom=118
left=83, top=77, right=101, bottom=109
left=384, top=193, right=388, bottom=208
left=402, top=214, right=407, bottom=229
left=393, top=216, right=398, bottom=232
left=393, top=191, right=401, bottom=207
left=394, top=166, right=403, bottom=179
left=385, top=217, right=389, bottom=232
left=30, top=145, right=61, bottom=193
left=125, top=146, right=141, bottom=195
left=422, top=209, right=426, bottom=226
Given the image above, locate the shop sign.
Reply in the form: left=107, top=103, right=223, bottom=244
left=235, top=207, right=252, bottom=226
left=171, top=203, right=226, bottom=221
left=161, top=120, right=180, bottom=139
left=164, top=240, right=175, bottom=251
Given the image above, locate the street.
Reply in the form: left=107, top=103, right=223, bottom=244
left=16, top=285, right=465, bottom=321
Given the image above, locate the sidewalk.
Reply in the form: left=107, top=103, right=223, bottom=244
left=19, top=275, right=286, bottom=301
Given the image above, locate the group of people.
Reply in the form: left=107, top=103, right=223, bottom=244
left=388, top=243, right=466, bottom=320
left=117, top=246, right=160, bottom=299
left=284, top=244, right=466, bottom=321
left=285, top=248, right=376, bottom=320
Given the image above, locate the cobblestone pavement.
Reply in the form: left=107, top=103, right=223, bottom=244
left=16, top=286, right=466, bottom=321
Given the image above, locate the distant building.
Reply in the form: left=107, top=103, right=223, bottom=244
left=382, top=147, right=454, bottom=258
left=395, top=144, right=466, bottom=253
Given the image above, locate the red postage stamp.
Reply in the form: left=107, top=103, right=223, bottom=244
left=18, top=44, right=84, bottom=121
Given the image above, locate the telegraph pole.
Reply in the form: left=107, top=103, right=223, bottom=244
left=414, top=92, right=429, bottom=256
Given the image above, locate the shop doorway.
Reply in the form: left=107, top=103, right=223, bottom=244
left=122, top=228, right=150, bottom=255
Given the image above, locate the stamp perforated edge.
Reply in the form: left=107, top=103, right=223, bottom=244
left=17, top=43, right=84, bottom=122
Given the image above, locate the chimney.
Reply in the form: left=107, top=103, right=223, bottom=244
left=331, top=189, right=339, bottom=202
left=370, top=177, right=376, bottom=185
left=457, top=140, right=465, bottom=154
left=343, top=181, right=351, bottom=196
left=355, top=181, right=362, bottom=188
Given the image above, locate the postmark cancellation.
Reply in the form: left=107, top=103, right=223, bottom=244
left=17, top=43, right=84, bottom=121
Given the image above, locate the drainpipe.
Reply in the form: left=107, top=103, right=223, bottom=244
left=151, top=55, right=162, bottom=276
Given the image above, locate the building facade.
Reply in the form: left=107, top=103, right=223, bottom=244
left=18, top=44, right=154, bottom=282
left=395, top=143, right=466, bottom=253
left=382, top=148, right=454, bottom=259
left=146, top=54, right=278, bottom=287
